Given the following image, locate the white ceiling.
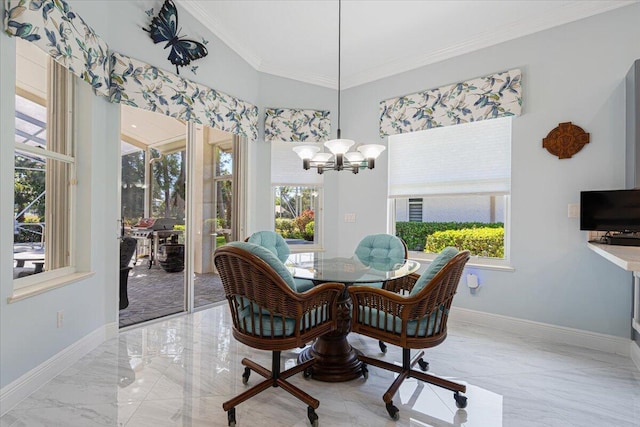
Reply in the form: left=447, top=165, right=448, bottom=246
left=179, top=0, right=636, bottom=89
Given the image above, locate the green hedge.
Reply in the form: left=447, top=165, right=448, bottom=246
left=396, top=221, right=503, bottom=251
left=425, top=227, right=504, bottom=258
left=275, top=218, right=314, bottom=241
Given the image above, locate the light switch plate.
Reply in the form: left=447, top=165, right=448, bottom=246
left=568, top=203, right=579, bottom=218
left=344, top=213, right=356, bottom=223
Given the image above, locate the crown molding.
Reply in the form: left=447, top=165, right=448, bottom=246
left=179, top=0, right=636, bottom=90
left=341, top=0, right=636, bottom=89
left=179, top=0, right=264, bottom=71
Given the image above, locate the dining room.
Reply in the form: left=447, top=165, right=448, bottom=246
left=2, top=1, right=640, bottom=426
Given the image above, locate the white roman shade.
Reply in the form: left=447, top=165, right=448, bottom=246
left=388, top=117, right=511, bottom=197
left=271, top=141, right=324, bottom=186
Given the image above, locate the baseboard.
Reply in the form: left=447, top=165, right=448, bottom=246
left=450, top=307, right=631, bottom=357
left=631, top=340, right=640, bottom=371
left=0, top=321, right=118, bottom=416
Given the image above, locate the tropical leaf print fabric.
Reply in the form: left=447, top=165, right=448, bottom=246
left=5, top=0, right=259, bottom=139
left=4, top=0, right=111, bottom=97
left=379, top=69, right=522, bottom=137
left=264, top=108, right=331, bottom=142
left=110, top=52, right=259, bottom=140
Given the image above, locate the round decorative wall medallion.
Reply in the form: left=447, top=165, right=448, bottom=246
left=542, top=122, right=590, bottom=159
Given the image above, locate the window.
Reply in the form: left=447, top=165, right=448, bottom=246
left=14, top=39, right=75, bottom=287
left=121, top=141, right=146, bottom=224
left=213, top=140, right=234, bottom=240
left=271, top=141, right=322, bottom=249
left=151, top=148, right=186, bottom=221
left=408, top=198, right=423, bottom=222
left=210, top=134, right=244, bottom=244
left=389, top=117, right=511, bottom=261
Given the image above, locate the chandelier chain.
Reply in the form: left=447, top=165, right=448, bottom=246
left=291, top=0, right=385, bottom=174
left=337, top=0, right=342, bottom=138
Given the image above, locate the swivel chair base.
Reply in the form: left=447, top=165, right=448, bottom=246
left=359, top=348, right=467, bottom=420
left=223, top=351, right=320, bottom=427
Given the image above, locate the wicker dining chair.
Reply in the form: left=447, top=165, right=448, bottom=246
left=352, top=233, right=409, bottom=353
left=348, top=248, right=471, bottom=421
left=214, top=242, right=344, bottom=427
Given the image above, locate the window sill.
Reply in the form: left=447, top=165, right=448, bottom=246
left=8, top=271, right=95, bottom=303
left=289, top=245, right=324, bottom=254
left=408, top=252, right=515, bottom=272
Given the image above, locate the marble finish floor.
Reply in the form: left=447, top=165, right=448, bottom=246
left=2, top=304, right=639, bottom=427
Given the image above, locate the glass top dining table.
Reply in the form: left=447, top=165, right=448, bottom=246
left=287, top=252, right=420, bottom=285
left=286, top=252, right=420, bottom=382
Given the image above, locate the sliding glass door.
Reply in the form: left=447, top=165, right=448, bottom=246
left=119, top=105, right=188, bottom=327
left=119, top=108, right=246, bottom=326
left=192, top=127, right=244, bottom=309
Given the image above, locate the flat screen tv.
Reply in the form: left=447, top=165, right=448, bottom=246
left=580, top=189, right=640, bottom=232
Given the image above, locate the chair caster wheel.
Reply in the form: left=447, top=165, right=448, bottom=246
left=303, top=367, right=313, bottom=379
left=361, top=364, right=369, bottom=379
left=307, top=406, right=319, bottom=427
left=242, top=367, right=250, bottom=384
left=386, top=401, right=399, bottom=420
left=378, top=340, right=387, bottom=354
left=227, top=408, right=236, bottom=426
left=417, top=358, right=429, bottom=372
left=454, top=391, right=468, bottom=409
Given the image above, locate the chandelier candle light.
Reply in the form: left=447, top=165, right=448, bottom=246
left=293, top=0, right=385, bottom=174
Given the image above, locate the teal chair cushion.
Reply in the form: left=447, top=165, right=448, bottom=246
left=247, top=231, right=290, bottom=264
left=246, top=232, right=315, bottom=292
left=409, top=247, right=459, bottom=297
left=294, top=278, right=315, bottom=292
left=351, top=281, right=384, bottom=289
left=237, top=305, right=328, bottom=337
left=353, top=234, right=406, bottom=289
left=356, top=306, right=443, bottom=337
left=226, top=241, right=298, bottom=292
left=354, top=234, right=405, bottom=260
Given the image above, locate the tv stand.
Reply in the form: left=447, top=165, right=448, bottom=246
left=605, top=235, right=640, bottom=247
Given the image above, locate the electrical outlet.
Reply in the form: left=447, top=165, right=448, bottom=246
left=57, top=311, right=64, bottom=328
left=466, top=274, right=479, bottom=289
left=344, top=213, right=356, bottom=223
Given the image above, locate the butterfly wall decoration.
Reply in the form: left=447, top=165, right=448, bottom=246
left=143, top=0, right=208, bottom=75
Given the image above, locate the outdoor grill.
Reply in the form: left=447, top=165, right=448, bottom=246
left=130, top=218, right=180, bottom=268
left=130, top=217, right=178, bottom=237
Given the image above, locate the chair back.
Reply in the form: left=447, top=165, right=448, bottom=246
left=354, top=234, right=408, bottom=261
left=120, top=237, right=137, bottom=269
left=246, top=230, right=290, bottom=263
left=214, top=242, right=342, bottom=351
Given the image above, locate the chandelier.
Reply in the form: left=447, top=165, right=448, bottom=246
left=293, top=0, right=385, bottom=174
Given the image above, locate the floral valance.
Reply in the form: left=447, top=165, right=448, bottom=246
left=4, top=0, right=259, bottom=140
left=110, top=52, right=259, bottom=140
left=4, top=0, right=111, bottom=97
left=264, top=108, right=331, bottom=142
left=379, top=69, right=522, bottom=137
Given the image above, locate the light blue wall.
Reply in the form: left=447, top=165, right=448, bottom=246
left=0, top=0, right=262, bottom=390
left=0, top=1, right=121, bottom=388
left=329, top=4, right=640, bottom=337
left=2, top=0, right=639, bottom=395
